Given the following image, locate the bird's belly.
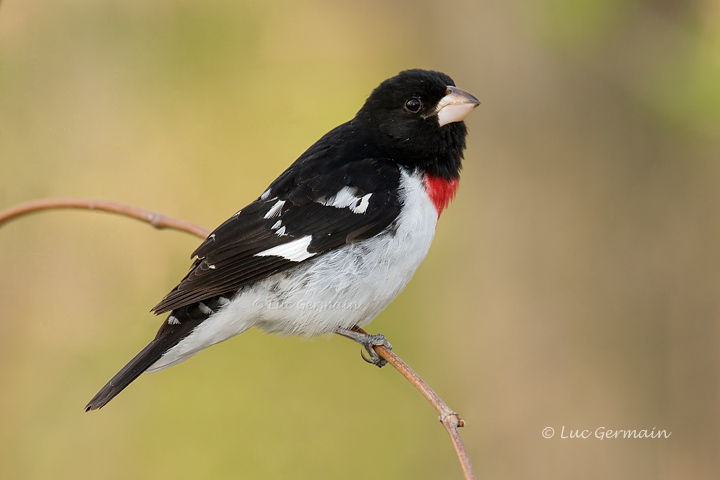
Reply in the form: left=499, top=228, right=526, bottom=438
left=254, top=226, right=435, bottom=336
left=253, top=171, right=439, bottom=336
left=160, top=169, right=439, bottom=367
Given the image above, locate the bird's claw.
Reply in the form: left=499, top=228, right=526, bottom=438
left=335, top=328, right=392, bottom=368
left=358, top=333, right=391, bottom=368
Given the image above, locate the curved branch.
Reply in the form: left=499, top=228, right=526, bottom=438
left=0, top=197, right=210, bottom=238
left=352, top=327, right=475, bottom=480
left=0, top=197, right=475, bottom=480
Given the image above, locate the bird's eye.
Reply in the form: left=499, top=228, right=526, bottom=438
left=404, top=97, right=422, bottom=113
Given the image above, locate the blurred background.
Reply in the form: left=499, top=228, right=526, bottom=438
left=1, top=0, right=719, bottom=478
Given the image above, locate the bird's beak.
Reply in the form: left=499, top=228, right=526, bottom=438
left=436, top=86, right=481, bottom=127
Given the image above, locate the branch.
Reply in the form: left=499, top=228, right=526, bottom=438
left=0, top=197, right=475, bottom=480
left=352, top=326, right=475, bottom=480
left=0, top=197, right=210, bottom=238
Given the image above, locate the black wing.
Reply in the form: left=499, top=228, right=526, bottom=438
left=152, top=151, right=402, bottom=314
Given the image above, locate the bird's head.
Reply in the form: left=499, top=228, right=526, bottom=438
left=357, top=69, right=480, bottom=180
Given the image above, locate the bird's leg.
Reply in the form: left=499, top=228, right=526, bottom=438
left=335, top=326, right=392, bottom=368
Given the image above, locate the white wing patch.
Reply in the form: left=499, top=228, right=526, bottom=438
left=271, top=220, right=288, bottom=237
left=321, top=186, right=372, bottom=214
left=198, top=302, right=213, bottom=315
left=260, top=188, right=272, bottom=200
left=256, top=235, right=317, bottom=262
left=263, top=200, right=285, bottom=219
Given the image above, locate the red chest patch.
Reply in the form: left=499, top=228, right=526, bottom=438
left=425, top=175, right=459, bottom=217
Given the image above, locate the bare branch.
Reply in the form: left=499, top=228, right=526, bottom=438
left=0, top=197, right=210, bottom=238
left=352, top=327, right=476, bottom=480
left=0, top=196, right=475, bottom=479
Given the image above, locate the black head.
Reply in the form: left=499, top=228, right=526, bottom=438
left=357, top=69, right=479, bottom=180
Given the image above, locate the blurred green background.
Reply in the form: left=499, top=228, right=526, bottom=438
left=1, top=0, right=719, bottom=478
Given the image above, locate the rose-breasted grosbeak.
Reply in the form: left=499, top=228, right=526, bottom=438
left=85, top=69, right=480, bottom=411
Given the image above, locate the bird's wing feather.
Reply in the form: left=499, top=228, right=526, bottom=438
left=152, top=157, right=402, bottom=314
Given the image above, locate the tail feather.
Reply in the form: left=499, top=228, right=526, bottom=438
left=85, top=304, right=216, bottom=411
left=86, top=295, right=234, bottom=411
left=84, top=338, right=170, bottom=411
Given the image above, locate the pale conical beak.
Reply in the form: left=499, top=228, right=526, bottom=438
left=436, top=86, right=481, bottom=127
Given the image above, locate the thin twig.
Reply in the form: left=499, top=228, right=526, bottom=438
left=0, top=197, right=211, bottom=238
left=352, top=326, right=476, bottom=480
left=0, top=197, right=475, bottom=479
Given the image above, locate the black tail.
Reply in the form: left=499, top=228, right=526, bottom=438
left=84, top=338, right=170, bottom=411
left=84, top=304, right=216, bottom=411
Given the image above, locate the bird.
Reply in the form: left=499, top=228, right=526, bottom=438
left=85, top=69, right=480, bottom=411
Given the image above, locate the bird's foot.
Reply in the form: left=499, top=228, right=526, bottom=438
left=335, top=327, right=392, bottom=368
